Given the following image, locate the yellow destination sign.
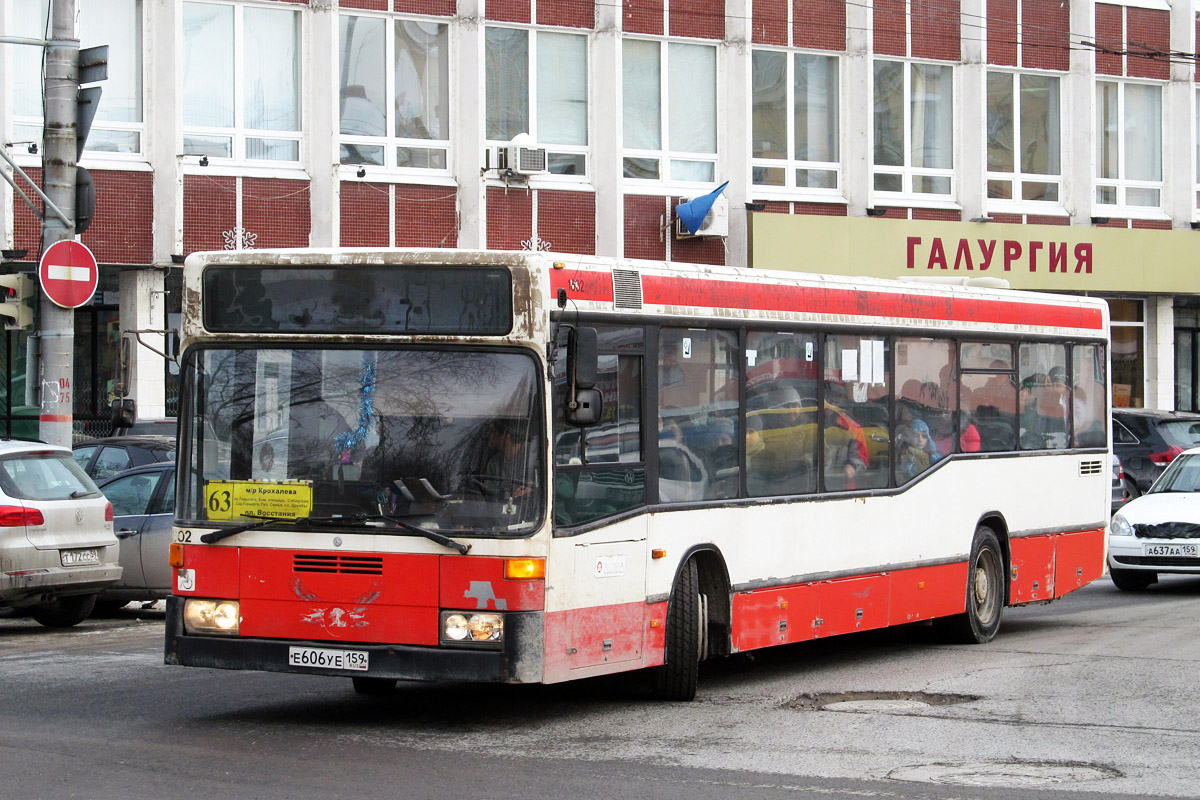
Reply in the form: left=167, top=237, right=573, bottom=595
left=204, top=480, right=313, bottom=521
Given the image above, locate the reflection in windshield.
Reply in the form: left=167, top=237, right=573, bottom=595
left=182, top=348, right=543, bottom=535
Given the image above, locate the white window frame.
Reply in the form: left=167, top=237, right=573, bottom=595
left=484, top=23, right=589, bottom=182
left=621, top=37, right=719, bottom=190
left=750, top=47, right=842, bottom=199
left=871, top=58, right=956, bottom=202
left=1095, top=78, right=1165, bottom=216
left=338, top=11, right=452, bottom=178
left=181, top=0, right=304, bottom=166
left=984, top=69, right=1063, bottom=213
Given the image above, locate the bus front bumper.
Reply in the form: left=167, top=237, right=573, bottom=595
left=163, top=596, right=544, bottom=684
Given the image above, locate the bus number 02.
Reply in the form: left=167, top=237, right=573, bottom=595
left=208, top=490, right=232, bottom=514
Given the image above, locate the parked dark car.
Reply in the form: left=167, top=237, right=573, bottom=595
left=1112, top=409, right=1200, bottom=497
left=1112, top=454, right=1130, bottom=515
left=72, top=435, right=175, bottom=482
left=95, top=461, right=174, bottom=609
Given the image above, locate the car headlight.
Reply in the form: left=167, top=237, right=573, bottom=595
left=440, top=611, right=503, bottom=646
left=1110, top=514, right=1133, bottom=538
left=183, top=598, right=240, bottom=635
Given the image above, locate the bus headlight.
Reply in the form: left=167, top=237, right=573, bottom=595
left=440, top=611, right=503, bottom=646
left=183, top=598, right=241, bottom=635
left=1110, top=514, right=1133, bottom=539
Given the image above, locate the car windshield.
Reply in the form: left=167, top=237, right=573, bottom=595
left=180, top=347, right=543, bottom=535
left=0, top=452, right=99, bottom=500
left=1150, top=453, right=1200, bottom=493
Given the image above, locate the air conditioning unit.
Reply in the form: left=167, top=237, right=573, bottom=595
left=675, top=195, right=729, bottom=238
left=493, top=133, right=547, bottom=177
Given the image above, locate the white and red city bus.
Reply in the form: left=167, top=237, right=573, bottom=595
left=165, top=248, right=1110, bottom=700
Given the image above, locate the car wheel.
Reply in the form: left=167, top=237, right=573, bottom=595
left=1110, top=566, right=1156, bottom=592
left=934, top=525, right=1004, bottom=644
left=91, top=598, right=130, bottom=616
left=30, top=594, right=98, bottom=628
left=1123, top=480, right=1140, bottom=501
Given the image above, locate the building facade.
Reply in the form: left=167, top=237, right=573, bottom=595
left=2, top=0, right=1198, bottom=435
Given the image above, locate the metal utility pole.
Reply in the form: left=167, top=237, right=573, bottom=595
left=40, top=0, right=78, bottom=447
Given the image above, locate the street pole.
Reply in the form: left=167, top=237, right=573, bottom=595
left=40, top=0, right=77, bottom=447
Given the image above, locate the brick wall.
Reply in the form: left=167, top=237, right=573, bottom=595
left=672, top=232, right=726, bottom=265
left=85, top=170, right=153, bottom=264
left=987, top=0, right=1018, bottom=67
left=624, top=195, right=667, bottom=261
left=12, top=166, right=42, bottom=257
left=670, top=0, right=724, bottom=40
left=1127, top=7, right=1169, bottom=80
left=912, top=0, right=959, bottom=61
left=397, top=0, right=456, bottom=14
left=183, top=175, right=237, bottom=254
left=536, top=190, right=595, bottom=255
left=487, top=187, right=533, bottom=250
left=1094, top=4, right=1124, bottom=76
left=913, top=208, right=962, bottom=221
left=341, top=0, right=388, bottom=10
left=538, top=0, right=594, bottom=28
left=340, top=181, right=391, bottom=248
left=243, top=178, right=311, bottom=249
left=795, top=202, right=847, bottom=216
left=396, top=184, right=458, bottom=247
left=794, top=0, right=846, bottom=51
left=752, top=0, right=787, bottom=46
left=623, top=0, right=663, bottom=35
left=874, top=0, right=907, bottom=56
left=487, top=0, right=530, bottom=23
left=1022, top=0, right=1069, bottom=71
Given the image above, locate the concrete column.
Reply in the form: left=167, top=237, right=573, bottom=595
left=591, top=0, right=622, bottom=257
left=1064, top=0, right=1095, bottom=225
left=1164, top=0, right=1195, bottom=228
left=722, top=0, right=750, bottom=267
left=842, top=0, right=872, bottom=216
left=958, top=0, right=986, bottom=221
left=1149, top=295, right=1176, bottom=410
left=453, top=0, right=485, bottom=249
left=307, top=0, right=338, bottom=247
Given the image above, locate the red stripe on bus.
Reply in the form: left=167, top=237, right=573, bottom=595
left=550, top=270, right=1103, bottom=330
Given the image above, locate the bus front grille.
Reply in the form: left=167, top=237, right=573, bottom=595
left=293, top=554, right=385, bottom=575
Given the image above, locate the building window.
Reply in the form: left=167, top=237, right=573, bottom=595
left=486, top=27, right=587, bottom=176
left=182, top=1, right=302, bottom=163
left=1108, top=298, right=1145, bottom=409
left=1176, top=303, right=1200, bottom=412
left=339, top=14, right=449, bottom=171
left=873, top=60, right=954, bottom=197
left=986, top=71, right=1060, bottom=204
left=751, top=50, right=840, bottom=193
left=623, top=39, right=717, bottom=183
left=1096, top=80, right=1162, bottom=210
left=11, top=0, right=143, bottom=155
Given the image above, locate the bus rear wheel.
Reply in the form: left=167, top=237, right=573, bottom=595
left=935, top=525, right=1004, bottom=644
left=651, top=558, right=703, bottom=701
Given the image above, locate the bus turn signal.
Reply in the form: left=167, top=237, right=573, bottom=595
left=505, top=558, right=545, bottom=580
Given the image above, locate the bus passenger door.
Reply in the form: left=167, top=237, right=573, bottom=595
left=562, top=532, right=648, bottom=673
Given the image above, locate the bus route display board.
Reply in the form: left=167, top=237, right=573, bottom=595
left=204, top=480, right=313, bottom=520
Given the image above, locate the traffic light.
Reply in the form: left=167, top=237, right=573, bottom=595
left=0, top=274, right=34, bottom=330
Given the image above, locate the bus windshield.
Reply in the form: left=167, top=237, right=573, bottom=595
left=181, top=347, right=543, bottom=535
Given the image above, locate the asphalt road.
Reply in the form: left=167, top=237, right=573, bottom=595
left=2, top=577, right=1198, bottom=800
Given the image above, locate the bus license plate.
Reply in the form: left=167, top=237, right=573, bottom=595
left=1145, top=543, right=1199, bottom=557
left=288, top=646, right=369, bottom=671
left=60, top=548, right=100, bottom=567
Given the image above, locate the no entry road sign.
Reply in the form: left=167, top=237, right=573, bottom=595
left=39, top=240, right=98, bottom=309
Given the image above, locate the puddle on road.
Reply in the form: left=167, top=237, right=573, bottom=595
left=888, top=761, right=1122, bottom=788
left=788, top=690, right=980, bottom=712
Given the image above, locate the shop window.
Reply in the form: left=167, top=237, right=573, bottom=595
left=873, top=60, right=954, bottom=197
left=986, top=71, right=1061, bottom=205
left=751, top=50, right=840, bottom=193
left=339, top=14, right=450, bottom=172
left=623, top=39, right=717, bottom=183
left=1176, top=305, right=1200, bottom=412
left=1108, top=299, right=1145, bottom=408
left=485, top=27, right=587, bottom=177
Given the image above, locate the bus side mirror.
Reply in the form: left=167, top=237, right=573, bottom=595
left=111, top=398, right=135, bottom=428
left=565, top=388, right=603, bottom=427
left=569, top=326, right=598, bottom=389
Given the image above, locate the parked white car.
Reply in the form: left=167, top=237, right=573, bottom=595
left=1109, top=445, right=1200, bottom=591
left=0, top=440, right=120, bottom=626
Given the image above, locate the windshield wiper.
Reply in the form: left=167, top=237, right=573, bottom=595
left=199, top=513, right=472, bottom=555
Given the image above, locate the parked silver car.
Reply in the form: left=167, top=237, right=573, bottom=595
left=96, top=461, right=174, bottom=608
left=0, top=439, right=120, bottom=626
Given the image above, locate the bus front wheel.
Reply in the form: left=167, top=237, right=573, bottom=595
left=651, top=558, right=702, bottom=701
left=935, top=525, right=1004, bottom=644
